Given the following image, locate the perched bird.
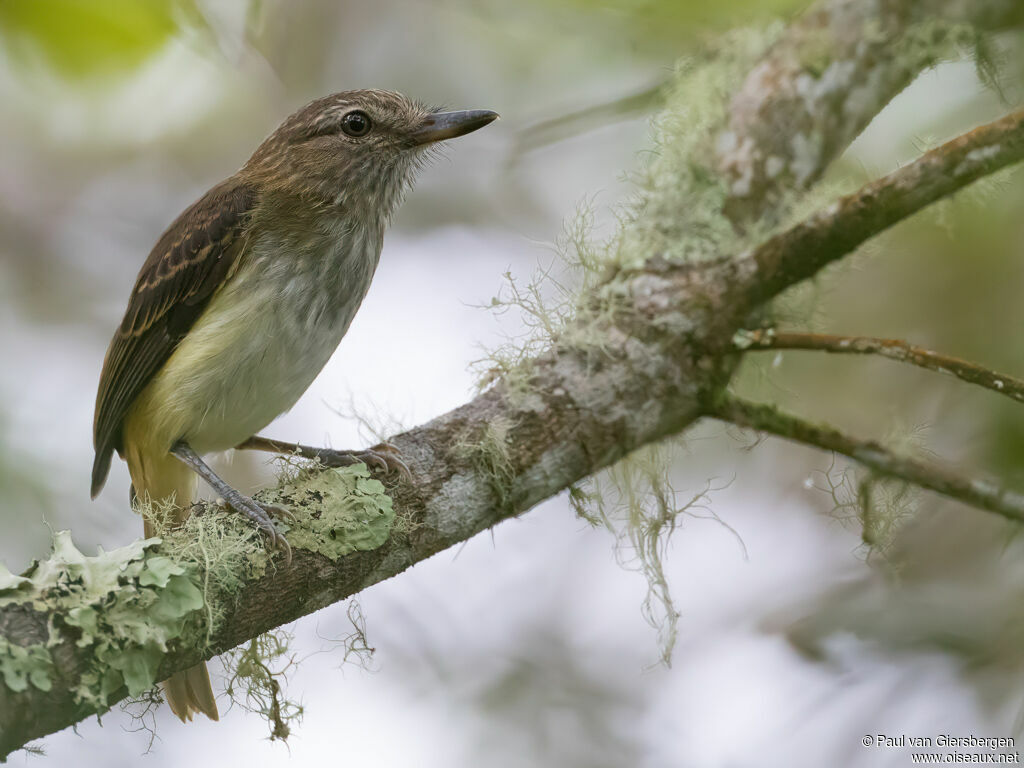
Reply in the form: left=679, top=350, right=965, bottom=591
left=90, top=90, right=497, bottom=722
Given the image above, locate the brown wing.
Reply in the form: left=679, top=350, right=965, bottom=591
left=91, top=176, right=257, bottom=498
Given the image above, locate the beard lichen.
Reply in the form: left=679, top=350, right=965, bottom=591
left=804, top=424, right=926, bottom=562
left=473, top=29, right=778, bottom=666
left=570, top=444, right=739, bottom=665
left=222, top=628, right=304, bottom=742
left=612, top=26, right=783, bottom=270
left=475, top=14, right=1000, bottom=665
left=455, top=415, right=517, bottom=510
left=481, top=26, right=783, bottom=393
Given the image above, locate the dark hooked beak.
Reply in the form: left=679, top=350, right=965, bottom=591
left=411, top=109, right=499, bottom=146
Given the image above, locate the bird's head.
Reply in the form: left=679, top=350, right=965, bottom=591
left=245, top=89, right=498, bottom=219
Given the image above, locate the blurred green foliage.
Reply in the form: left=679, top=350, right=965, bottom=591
left=0, top=0, right=196, bottom=79
left=551, top=0, right=804, bottom=44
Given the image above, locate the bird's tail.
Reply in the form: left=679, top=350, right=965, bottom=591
left=124, top=436, right=219, bottom=722
left=163, top=662, right=220, bottom=723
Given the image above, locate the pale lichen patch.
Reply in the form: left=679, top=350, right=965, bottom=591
left=790, top=132, right=823, bottom=186
left=0, top=637, right=53, bottom=693
left=956, top=145, right=1002, bottom=176
left=765, top=155, right=785, bottom=179
left=0, top=465, right=396, bottom=718
left=259, top=465, right=394, bottom=562
left=426, top=472, right=493, bottom=538
left=0, top=532, right=205, bottom=706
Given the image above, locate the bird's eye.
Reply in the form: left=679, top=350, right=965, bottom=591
left=340, top=110, right=372, bottom=137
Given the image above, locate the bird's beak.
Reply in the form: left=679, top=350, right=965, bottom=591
left=412, top=109, right=499, bottom=145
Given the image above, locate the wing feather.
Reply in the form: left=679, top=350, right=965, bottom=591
left=91, top=177, right=257, bottom=497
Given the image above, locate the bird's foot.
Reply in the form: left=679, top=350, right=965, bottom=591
left=219, top=489, right=294, bottom=564
left=314, top=443, right=411, bottom=481
left=237, top=436, right=411, bottom=481
left=171, top=439, right=295, bottom=563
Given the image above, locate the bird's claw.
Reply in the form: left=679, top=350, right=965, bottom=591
left=261, top=501, right=298, bottom=523
left=221, top=492, right=293, bottom=565
left=316, top=443, right=411, bottom=482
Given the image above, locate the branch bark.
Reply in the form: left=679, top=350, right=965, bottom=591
left=3, top=2, right=1024, bottom=758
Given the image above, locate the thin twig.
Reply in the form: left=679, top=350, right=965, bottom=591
left=509, top=80, right=665, bottom=159
left=709, top=395, right=1024, bottom=525
left=735, top=329, right=1024, bottom=404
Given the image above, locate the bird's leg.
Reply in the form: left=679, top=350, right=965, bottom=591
left=170, top=440, right=293, bottom=563
left=236, top=435, right=411, bottom=481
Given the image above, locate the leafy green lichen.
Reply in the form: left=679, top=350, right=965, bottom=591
left=0, top=636, right=53, bottom=693
left=154, top=504, right=273, bottom=636
left=259, top=464, right=394, bottom=561
left=0, top=462, right=395, bottom=742
left=0, top=531, right=204, bottom=705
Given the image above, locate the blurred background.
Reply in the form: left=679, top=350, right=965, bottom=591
left=2, top=1, right=1024, bottom=766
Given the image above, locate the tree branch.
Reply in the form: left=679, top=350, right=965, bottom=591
left=733, top=107, right=1024, bottom=304
left=708, top=395, right=1024, bottom=524
left=735, top=329, right=1024, bottom=404
left=716, top=0, right=1024, bottom=225
left=514, top=0, right=1023, bottom=184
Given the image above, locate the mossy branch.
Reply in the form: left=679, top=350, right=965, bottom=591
left=513, top=0, right=1022, bottom=180
left=716, top=0, right=1024, bottom=224
left=735, top=107, right=1024, bottom=304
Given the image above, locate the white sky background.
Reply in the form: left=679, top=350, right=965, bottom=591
left=0, top=2, right=1022, bottom=766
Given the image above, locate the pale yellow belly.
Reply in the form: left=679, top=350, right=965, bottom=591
left=123, top=259, right=360, bottom=460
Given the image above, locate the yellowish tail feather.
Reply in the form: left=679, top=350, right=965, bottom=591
left=164, top=663, right=220, bottom=722
left=124, top=432, right=218, bottom=722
